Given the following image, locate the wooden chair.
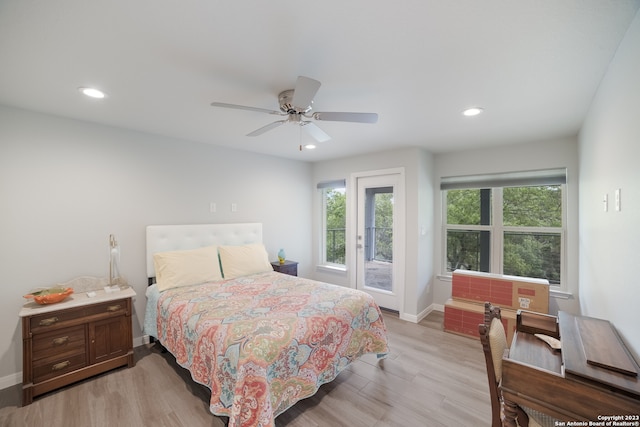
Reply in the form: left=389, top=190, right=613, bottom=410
left=479, top=302, right=556, bottom=427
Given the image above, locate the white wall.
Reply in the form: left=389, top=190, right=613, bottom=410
left=311, top=147, right=436, bottom=321
left=432, top=137, right=581, bottom=315
left=578, top=10, right=640, bottom=360
left=0, top=105, right=313, bottom=385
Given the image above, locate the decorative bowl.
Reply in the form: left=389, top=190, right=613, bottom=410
left=24, top=287, right=74, bottom=305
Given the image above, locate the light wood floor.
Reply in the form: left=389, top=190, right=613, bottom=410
left=0, top=311, right=491, bottom=426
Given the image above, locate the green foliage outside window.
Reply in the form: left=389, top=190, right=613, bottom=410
left=446, top=185, right=562, bottom=284
left=447, top=189, right=484, bottom=225
left=447, top=229, right=484, bottom=271
left=325, top=188, right=346, bottom=264
left=503, top=232, right=561, bottom=284
left=503, top=186, right=562, bottom=227
left=324, top=188, right=394, bottom=264
left=371, top=193, right=393, bottom=261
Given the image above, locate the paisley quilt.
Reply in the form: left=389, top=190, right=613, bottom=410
left=155, top=271, right=389, bottom=427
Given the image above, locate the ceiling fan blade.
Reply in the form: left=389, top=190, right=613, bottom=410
left=211, top=102, right=281, bottom=115
left=247, top=120, right=287, bottom=137
left=313, top=112, right=379, bottom=123
left=291, top=76, right=321, bottom=110
left=301, top=122, right=331, bottom=143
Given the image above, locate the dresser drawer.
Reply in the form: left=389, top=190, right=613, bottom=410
left=29, top=306, right=85, bottom=331
left=32, top=325, right=85, bottom=362
left=83, top=299, right=128, bottom=317
left=32, top=353, right=87, bottom=383
left=29, top=299, right=129, bottom=332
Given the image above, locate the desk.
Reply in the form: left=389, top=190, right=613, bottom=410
left=501, top=311, right=640, bottom=426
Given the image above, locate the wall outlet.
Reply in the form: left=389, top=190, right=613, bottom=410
left=603, top=193, right=608, bottom=212
left=209, top=202, right=216, bottom=213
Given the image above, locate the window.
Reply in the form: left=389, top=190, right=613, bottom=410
left=319, top=180, right=346, bottom=266
left=442, top=169, right=566, bottom=286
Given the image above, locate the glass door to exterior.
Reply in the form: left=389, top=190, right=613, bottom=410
left=356, top=173, right=402, bottom=311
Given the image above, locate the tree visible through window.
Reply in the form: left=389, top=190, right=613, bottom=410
left=445, top=185, right=564, bottom=285
left=502, top=186, right=562, bottom=283
left=324, top=187, right=346, bottom=265
left=369, top=191, right=393, bottom=262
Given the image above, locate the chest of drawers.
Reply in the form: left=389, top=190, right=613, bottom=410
left=20, top=287, right=136, bottom=405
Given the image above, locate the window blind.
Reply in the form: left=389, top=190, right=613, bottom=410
left=316, top=179, right=346, bottom=189
left=440, top=168, right=567, bottom=190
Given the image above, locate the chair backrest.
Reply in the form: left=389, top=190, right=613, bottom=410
left=479, top=302, right=507, bottom=427
left=480, top=302, right=548, bottom=427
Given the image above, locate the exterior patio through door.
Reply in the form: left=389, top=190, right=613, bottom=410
left=356, top=172, right=403, bottom=311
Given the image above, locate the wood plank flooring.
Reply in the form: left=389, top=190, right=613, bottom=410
left=0, top=311, right=491, bottom=426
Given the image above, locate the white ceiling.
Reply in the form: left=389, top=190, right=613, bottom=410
left=1, top=1, right=638, bottom=162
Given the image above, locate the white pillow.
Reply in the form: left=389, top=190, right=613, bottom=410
left=153, top=245, right=222, bottom=292
left=218, top=243, right=273, bottom=279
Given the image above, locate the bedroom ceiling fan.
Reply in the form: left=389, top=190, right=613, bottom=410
left=210, top=76, right=378, bottom=143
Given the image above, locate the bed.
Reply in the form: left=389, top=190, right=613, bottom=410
left=144, top=223, right=389, bottom=427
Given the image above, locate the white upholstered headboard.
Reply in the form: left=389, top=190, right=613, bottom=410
left=145, top=223, right=263, bottom=279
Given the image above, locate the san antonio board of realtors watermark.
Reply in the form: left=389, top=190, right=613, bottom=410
left=554, top=415, right=640, bottom=427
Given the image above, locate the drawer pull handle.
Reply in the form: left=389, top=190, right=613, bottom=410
left=39, top=317, right=59, bottom=326
left=52, top=336, right=69, bottom=346
left=52, top=360, right=70, bottom=371
left=106, top=305, right=121, bottom=312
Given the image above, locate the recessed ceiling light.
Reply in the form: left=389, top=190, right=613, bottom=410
left=304, top=144, right=317, bottom=150
left=462, top=107, right=483, bottom=117
left=78, top=87, right=106, bottom=99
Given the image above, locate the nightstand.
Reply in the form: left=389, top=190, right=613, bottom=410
left=271, top=260, right=298, bottom=276
left=19, top=287, right=135, bottom=405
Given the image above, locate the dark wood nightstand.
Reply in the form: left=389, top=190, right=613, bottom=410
left=271, top=260, right=298, bottom=276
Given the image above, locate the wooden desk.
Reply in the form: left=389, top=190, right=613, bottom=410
left=501, top=311, right=640, bottom=426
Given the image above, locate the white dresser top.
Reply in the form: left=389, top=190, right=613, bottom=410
left=19, top=286, right=136, bottom=317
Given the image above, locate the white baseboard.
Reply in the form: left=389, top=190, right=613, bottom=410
left=432, top=303, right=445, bottom=312
left=400, top=303, right=443, bottom=323
left=0, top=372, right=21, bottom=390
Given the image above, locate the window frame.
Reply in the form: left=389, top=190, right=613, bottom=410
left=441, top=172, right=567, bottom=289
left=319, top=181, right=347, bottom=268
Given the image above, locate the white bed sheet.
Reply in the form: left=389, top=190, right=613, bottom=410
left=143, top=284, right=161, bottom=338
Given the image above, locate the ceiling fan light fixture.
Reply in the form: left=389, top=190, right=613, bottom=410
left=210, top=76, right=378, bottom=147
left=462, top=107, right=483, bottom=117
left=79, top=87, right=106, bottom=99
